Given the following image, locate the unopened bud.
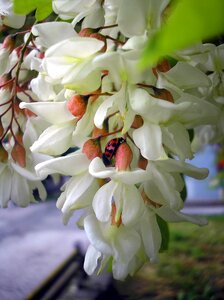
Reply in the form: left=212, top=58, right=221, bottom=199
left=66, top=95, right=87, bottom=119
left=37, top=52, right=45, bottom=59
left=79, top=28, right=95, bottom=37
left=3, top=35, right=16, bottom=52
left=115, top=142, right=133, bottom=171
left=0, top=75, right=13, bottom=90
left=92, top=126, right=108, bottom=139
left=0, top=143, right=8, bottom=163
left=152, top=59, right=171, bottom=77
left=82, top=139, right=102, bottom=160
left=131, top=115, right=143, bottom=129
left=11, top=135, right=26, bottom=167
left=90, top=33, right=107, bottom=52
left=24, top=108, right=36, bottom=117
left=138, top=154, right=148, bottom=170
left=154, top=88, right=174, bottom=103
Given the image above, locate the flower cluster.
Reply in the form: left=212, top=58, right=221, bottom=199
left=0, top=0, right=223, bottom=279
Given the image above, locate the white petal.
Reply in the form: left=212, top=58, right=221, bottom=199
left=121, top=185, right=144, bottom=225
left=92, top=180, right=117, bottom=222
left=113, top=169, right=148, bottom=185
left=156, top=159, right=209, bottom=179
left=133, top=123, right=163, bottom=160
left=45, top=37, right=104, bottom=59
left=84, top=214, right=112, bottom=254
left=35, top=151, right=89, bottom=178
left=162, top=122, right=193, bottom=160
left=11, top=173, right=32, bottom=207
left=140, top=211, right=161, bottom=260
left=62, top=173, right=94, bottom=213
left=0, top=166, right=12, bottom=208
left=113, top=227, right=141, bottom=264
left=19, top=101, right=75, bottom=125
left=89, top=157, right=116, bottom=179
left=155, top=205, right=208, bottom=226
left=32, top=22, right=77, bottom=48
left=158, top=62, right=210, bottom=90
left=30, top=123, right=74, bottom=155
left=94, top=94, right=118, bottom=129
left=84, top=245, right=101, bottom=275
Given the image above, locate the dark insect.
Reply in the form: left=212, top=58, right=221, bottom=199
left=102, top=137, right=125, bottom=166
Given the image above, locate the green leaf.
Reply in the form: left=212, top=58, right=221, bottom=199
left=157, top=215, right=169, bottom=251
left=13, top=0, right=52, bottom=21
left=140, top=0, right=224, bottom=67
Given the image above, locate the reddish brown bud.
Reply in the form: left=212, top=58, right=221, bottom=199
left=79, top=28, right=95, bottom=37
left=0, top=143, right=8, bottom=163
left=152, top=59, right=171, bottom=77
left=82, top=139, right=102, bottom=160
left=24, top=108, right=36, bottom=117
left=115, top=142, right=133, bottom=171
left=0, top=75, right=13, bottom=90
left=131, top=115, right=143, bottom=129
left=3, top=35, right=16, bottom=52
left=37, top=52, right=45, bottom=59
left=92, top=126, right=108, bottom=139
left=138, top=154, right=148, bottom=170
left=154, top=88, right=174, bottom=103
left=90, top=33, right=107, bottom=52
left=11, top=142, right=26, bottom=167
left=66, top=95, right=87, bottom=119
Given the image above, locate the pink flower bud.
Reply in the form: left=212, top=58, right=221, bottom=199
left=115, top=142, right=133, bottom=171
left=66, top=95, right=87, bottom=119
left=79, top=28, right=95, bottom=37
left=82, top=139, right=102, bottom=160
left=3, top=35, right=16, bottom=52
left=11, top=142, right=26, bottom=167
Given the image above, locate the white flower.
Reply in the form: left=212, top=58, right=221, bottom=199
left=52, top=0, right=104, bottom=29
left=20, top=101, right=76, bottom=155
left=129, top=87, right=193, bottom=160
left=35, top=151, right=99, bottom=224
left=117, top=0, right=170, bottom=37
left=89, top=157, right=148, bottom=225
left=142, top=158, right=208, bottom=210
left=0, top=0, right=26, bottom=29
left=42, top=37, right=104, bottom=94
left=32, top=22, right=77, bottom=50
left=84, top=213, right=141, bottom=280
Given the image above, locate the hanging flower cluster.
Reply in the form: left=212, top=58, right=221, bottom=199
left=0, top=0, right=223, bottom=279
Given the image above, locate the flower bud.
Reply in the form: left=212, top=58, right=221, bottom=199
left=66, top=95, right=87, bottom=119
left=131, top=115, right=143, bottom=129
left=0, top=143, right=8, bottom=163
left=152, top=59, right=171, bottom=77
left=11, top=142, right=26, bottom=167
left=79, top=28, right=95, bottom=37
left=82, top=139, right=102, bottom=160
left=115, top=142, right=133, bottom=171
left=154, top=88, right=174, bottom=103
left=3, top=35, right=16, bottom=52
left=92, top=125, right=108, bottom=138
